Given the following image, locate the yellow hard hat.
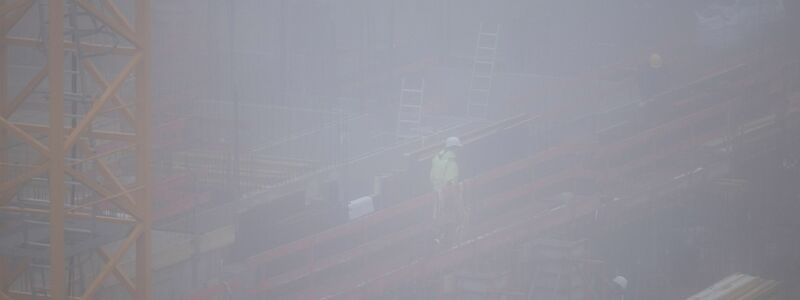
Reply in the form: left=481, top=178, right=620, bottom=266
left=649, top=53, right=663, bottom=69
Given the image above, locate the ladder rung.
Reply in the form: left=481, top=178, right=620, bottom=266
left=401, top=98, right=423, bottom=104
left=401, top=89, right=424, bottom=94
left=478, top=37, right=498, bottom=46
left=399, top=109, right=421, bottom=115
left=476, top=50, right=497, bottom=57
left=471, top=80, right=492, bottom=89
left=400, top=99, right=423, bottom=105
left=468, top=105, right=487, bottom=109
left=401, top=79, right=425, bottom=91
left=398, top=115, right=421, bottom=121
left=399, top=118, right=420, bottom=122
left=469, top=97, right=490, bottom=104
left=473, top=66, right=494, bottom=75
left=479, top=24, right=501, bottom=36
left=469, top=105, right=489, bottom=110
left=472, top=76, right=493, bottom=85
left=470, top=90, right=490, bottom=96
left=401, top=92, right=424, bottom=98
left=399, top=110, right=421, bottom=116
left=399, top=120, right=421, bottom=125
left=400, top=104, right=422, bottom=108
left=399, top=106, right=421, bottom=112
left=468, top=112, right=488, bottom=119
left=469, top=97, right=489, bottom=104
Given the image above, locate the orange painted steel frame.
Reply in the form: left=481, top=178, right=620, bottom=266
left=0, top=1, right=152, bottom=299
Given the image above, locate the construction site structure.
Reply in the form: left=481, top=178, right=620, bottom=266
left=2, top=1, right=798, bottom=300
left=179, top=43, right=800, bottom=299
left=1, top=1, right=152, bottom=300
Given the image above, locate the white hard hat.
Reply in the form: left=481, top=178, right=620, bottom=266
left=445, top=136, right=463, bottom=148
left=649, top=53, right=663, bottom=68
left=613, top=275, right=628, bottom=290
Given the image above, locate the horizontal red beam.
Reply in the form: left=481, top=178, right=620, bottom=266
left=326, top=117, right=737, bottom=300
left=182, top=140, right=587, bottom=300
left=244, top=142, right=586, bottom=268
left=188, top=82, right=741, bottom=300
left=329, top=193, right=605, bottom=300
left=255, top=94, right=736, bottom=297
left=293, top=87, right=752, bottom=298
left=253, top=167, right=594, bottom=296
left=182, top=40, right=754, bottom=300
left=596, top=100, right=728, bottom=159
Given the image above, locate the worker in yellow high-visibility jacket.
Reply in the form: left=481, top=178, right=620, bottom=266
left=430, top=136, right=467, bottom=245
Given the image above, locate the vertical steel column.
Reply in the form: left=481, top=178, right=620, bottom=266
left=278, top=0, right=287, bottom=104
left=47, top=1, right=66, bottom=299
left=135, top=0, right=153, bottom=299
left=0, top=0, right=7, bottom=206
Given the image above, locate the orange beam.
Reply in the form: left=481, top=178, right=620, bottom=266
left=0, top=0, right=8, bottom=213
left=82, top=59, right=135, bottom=125
left=64, top=53, right=141, bottom=150
left=2, top=1, right=153, bottom=299
left=0, top=257, right=27, bottom=290
left=63, top=167, right=141, bottom=220
left=67, top=142, right=136, bottom=168
left=101, top=0, right=132, bottom=33
left=0, top=0, right=29, bottom=35
left=0, top=161, right=48, bottom=196
left=0, top=206, right=136, bottom=224
left=97, top=249, right=137, bottom=296
left=46, top=1, right=66, bottom=299
left=81, top=225, right=143, bottom=300
left=0, top=116, right=51, bottom=158
left=15, top=122, right=136, bottom=142
left=0, top=0, right=27, bottom=16
left=134, top=0, right=153, bottom=298
left=4, top=36, right=138, bottom=56
left=4, top=64, right=47, bottom=118
left=75, top=0, right=140, bottom=49
left=78, top=140, right=137, bottom=208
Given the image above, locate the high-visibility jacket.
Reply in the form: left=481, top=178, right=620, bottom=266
left=430, top=149, right=459, bottom=191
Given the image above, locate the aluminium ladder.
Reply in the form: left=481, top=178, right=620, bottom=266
left=468, top=23, right=500, bottom=119
left=397, top=77, right=425, bottom=141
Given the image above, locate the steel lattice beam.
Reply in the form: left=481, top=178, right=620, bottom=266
left=0, top=0, right=152, bottom=299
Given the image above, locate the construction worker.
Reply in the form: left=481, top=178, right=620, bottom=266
left=611, top=275, right=628, bottom=300
left=638, top=52, right=667, bottom=100
left=430, top=136, right=467, bottom=245
left=430, top=136, right=461, bottom=191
